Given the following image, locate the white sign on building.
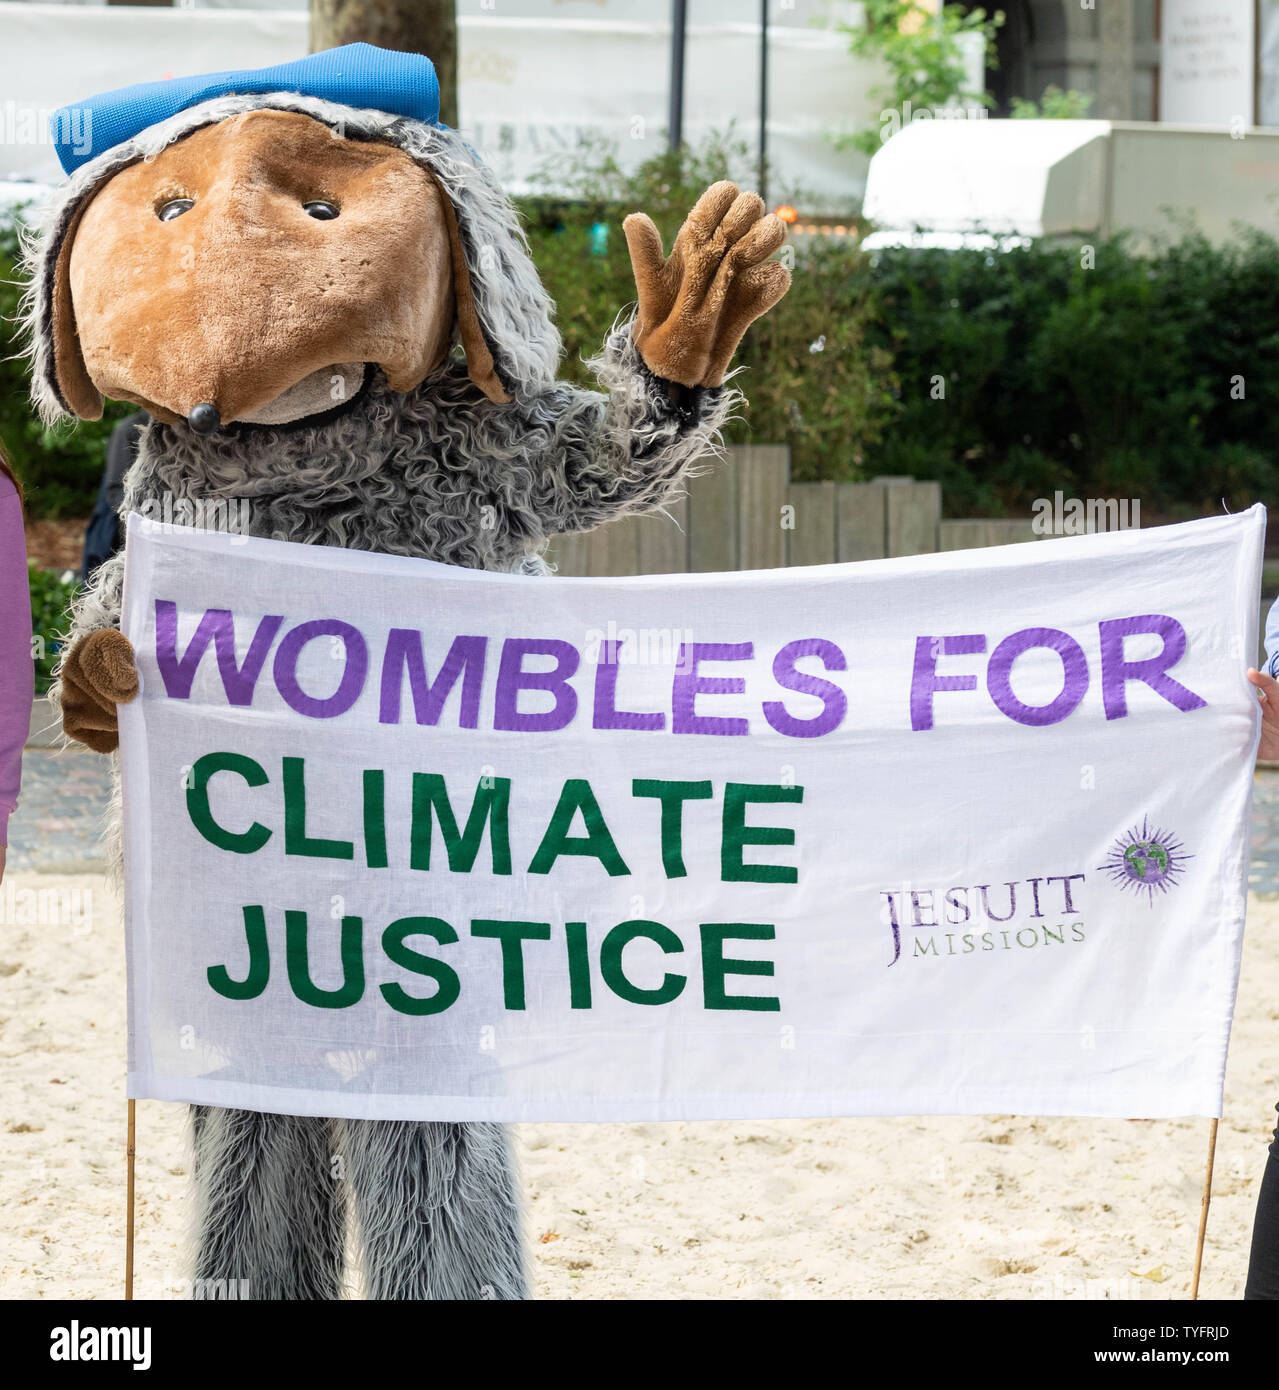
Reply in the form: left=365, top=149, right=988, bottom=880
left=1160, top=0, right=1257, bottom=126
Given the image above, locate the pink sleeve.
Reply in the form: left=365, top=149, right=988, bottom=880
left=0, top=476, right=33, bottom=846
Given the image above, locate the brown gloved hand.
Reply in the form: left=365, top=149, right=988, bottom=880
left=60, top=629, right=139, bottom=753
left=623, top=181, right=791, bottom=389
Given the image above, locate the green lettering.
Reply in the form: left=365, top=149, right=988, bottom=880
left=283, top=757, right=354, bottom=861
left=380, top=916, right=461, bottom=1016
left=285, top=909, right=365, bottom=1008
left=565, top=921, right=592, bottom=1009
left=471, top=919, right=551, bottom=1009
left=721, top=783, right=803, bottom=884
left=186, top=751, right=271, bottom=854
left=599, top=920, right=686, bottom=1005
left=700, top=923, right=779, bottom=1011
left=363, top=769, right=388, bottom=869
left=411, top=774, right=511, bottom=874
left=207, top=904, right=270, bottom=999
left=529, top=779, right=629, bottom=877
left=631, top=779, right=713, bottom=877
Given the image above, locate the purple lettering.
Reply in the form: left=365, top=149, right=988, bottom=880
left=379, top=631, right=487, bottom=727
left=987, top=627, right=1088, bottom=727
left=672, top=642, right=752, bottom=736
left=762, top=638, right=848, bottom=738
left=910, top=890, right=937, bottom=928
left=273, top=620, right=369, bottom=719
left=910, top=634, right=986, bottom=731
left=1098, top=615, right=1206, bottom=720
left=493, top=638, right=579, bottom=732
left=154, top=600, right=282, bottom=705
left=593, top=640, right=664, bottom=731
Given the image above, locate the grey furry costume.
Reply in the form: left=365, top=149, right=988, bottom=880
left=22, top=92, right=736, bottom=1299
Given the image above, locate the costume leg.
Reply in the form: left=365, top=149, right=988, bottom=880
left=1245, top=1103, right=1279, bottom=1299
left=342, top=1118, right=527, bottom=1299
left=190, top=1105, right=346, bottom=1300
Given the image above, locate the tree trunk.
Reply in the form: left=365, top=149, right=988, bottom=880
left=310, top=0, right=458, bottom=127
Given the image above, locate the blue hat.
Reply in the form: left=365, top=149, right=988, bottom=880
left=50, top=42, right=440, bottom=177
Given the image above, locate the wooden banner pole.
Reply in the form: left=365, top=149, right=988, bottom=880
left=125, top=1099, right=136, bottom=1301
left=1190, top=1117, right=1220, bottom=1301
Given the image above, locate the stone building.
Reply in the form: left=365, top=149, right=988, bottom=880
left=987, top=0, right=1278, bottom=126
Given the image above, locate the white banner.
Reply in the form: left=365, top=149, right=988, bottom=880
left=119, top=508, right=1263, bottom=1123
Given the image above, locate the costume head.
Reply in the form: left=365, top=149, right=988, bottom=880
left=24, top=44, right=561, bottom=430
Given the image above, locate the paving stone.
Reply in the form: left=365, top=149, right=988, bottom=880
left=6, top=748, right=113, bottom=872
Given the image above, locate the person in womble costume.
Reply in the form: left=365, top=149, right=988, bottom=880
left=21, top=44, right=790, bottom=1298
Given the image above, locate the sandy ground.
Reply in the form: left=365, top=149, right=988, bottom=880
left=1, top=870, right=1274, bottom=1302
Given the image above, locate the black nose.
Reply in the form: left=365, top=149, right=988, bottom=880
left=188, top=403, right=221, bottom=434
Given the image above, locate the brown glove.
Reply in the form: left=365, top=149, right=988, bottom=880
left=623, top=181, right=791, bottom=389
left=60, top=629, right=139, bottom=753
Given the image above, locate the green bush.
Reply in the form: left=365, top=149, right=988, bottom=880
left=27, top=561, right=77, bottom=694
left=863, top=228, right=1279, bottom=516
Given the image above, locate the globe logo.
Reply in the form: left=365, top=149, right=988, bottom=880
left=1123, top=840, right=1170, bottom=883
left=1101, top=818, right=1190, bottom=902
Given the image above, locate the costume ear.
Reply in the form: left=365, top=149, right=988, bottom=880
left=49, top=199, right=105, bottom=421
left=432, top=176, right=511, bottom=405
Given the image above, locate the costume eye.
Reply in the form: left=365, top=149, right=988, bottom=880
left=303, top=200, right=339, bottom=220
left=156, top=197, right=194, bottom=222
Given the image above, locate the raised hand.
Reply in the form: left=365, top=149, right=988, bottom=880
left=61, top=629, right=138, bottom=753
left=623, top=181, right=791, bottom=389
left=1248, top=667, right=1279, bottom=762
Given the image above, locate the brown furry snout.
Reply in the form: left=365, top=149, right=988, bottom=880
left=56, top=109, right=507, bottom=426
